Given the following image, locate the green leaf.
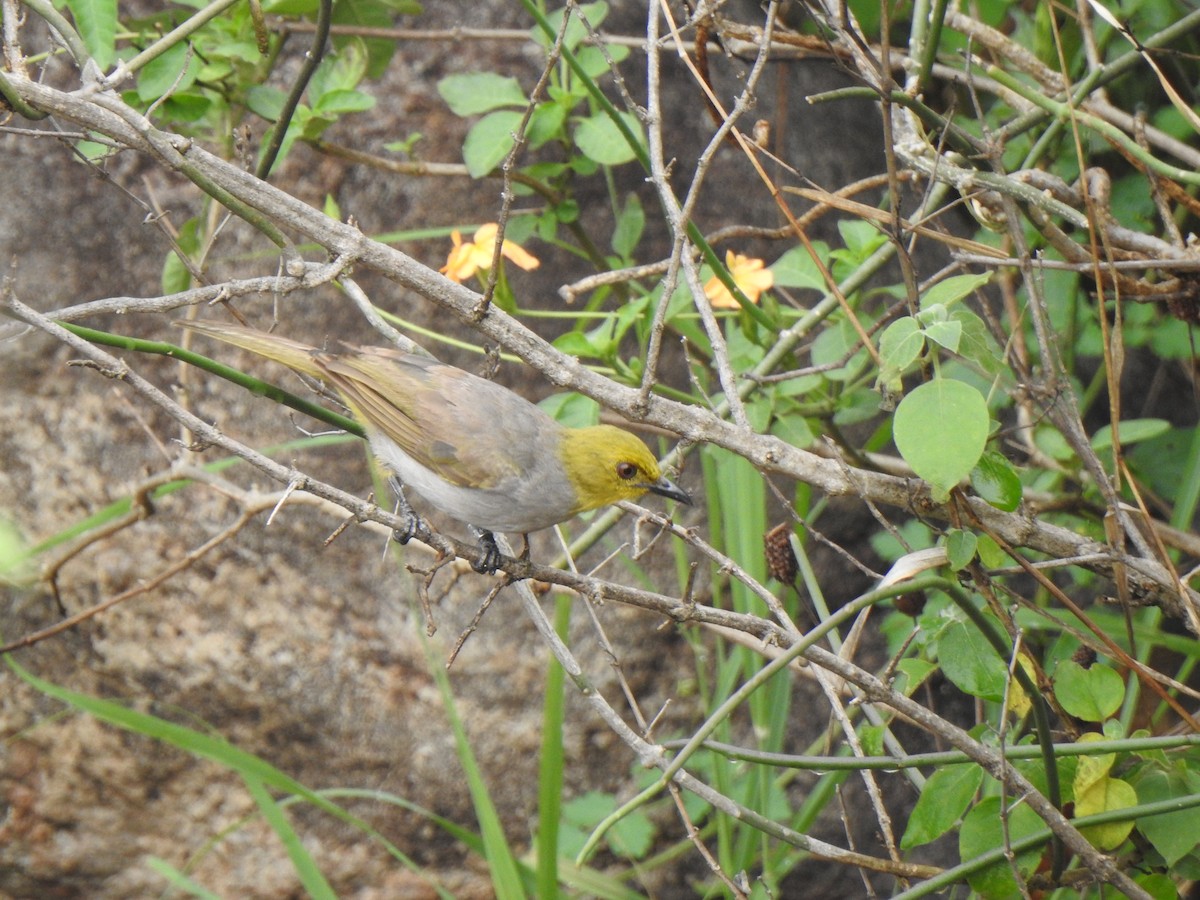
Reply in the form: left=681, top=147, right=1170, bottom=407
left=551, top=199, right=580, bottom=225
left=960, top=797, right=1044, bottom=899
left=1035, top=425, right=1075, bottom=461
left=920, top=273, right=992, bottom=310
left=298, top=107, right=338, bottom=141
left=158, top=92, right=211, bottom=122
left=902, top=764, right=983, bottom=848
left=161, top=217, right=201, bottom=295
left=1076, top=774, right=1137, bottom=850
left=462, top=110, right=523, bottom=177
left=1091, top=418, right=1171, bottom=453
left=574, top=42, right=630, bottom=78
left=66, top=0, right=117, bottom=69
left=245, top=85, right=287, bottom=121
left=137, top=41, right=200, bottom=102
left=1135, top=873, right=1185, bottom=900
left=438, top=72, right=528, bottom=116
left=812, top=316, right=872, bottom=383
left=939, top=617, right=1008, bottom=701
left=771, top=410, right=816, bottom=450
left=73, top=136, right=110, bottom=160
left=145, top=857, right=224, bottom=900
left=0, top=516, right=33, bottom=587
left=836, top=219, right=887, bottom=260
left=553, top=330, right=605, bottom=358
left=540, top=392, right=600, bottom=428
left=331, top=0, right=399, bottom=78
left=608, top=808, right=655, bottom=859
left=1073, top=734, right=1116, bottom=796
left=970, top=450, right=1022, bottom=511
left=612, top=193, right=644, bottom=260
left=893, top=379, right=989, bottom=493
left=574, top=111, right=644, bottom=166
left=859, top=724, right=886, bottom=757
left=922, top=318, right=962, bottom=354
left=894, top=657, right=938, bottom=696
left=833, top=387, right=882, bottom=425
left=976, top=534, right=1007, bottom=568
left=535, top=0, right=609, bottom=52
left=312, top=89, right=376, bottom=116
left=769, top=244, right=827, bottom=290
left=526, top=102, right=567, bottom=149
left=561, top=789, right=656, bottom=860
left=878, top=317, right=924, bottom=379
left=263, top=0, right=319, bottom=12
left=1054, top=660, right=1124, bottom=722
left=952, top=307, right=1007, bottom=375
left=243, top=776, right=337, bottom=899
left=944, top=529, right=978, bottom=571
left=1134, top=768, right=1200, bottom=865
left=309, top=39, right=369, bottom=103
left=383, top=132, right=423, bottom=155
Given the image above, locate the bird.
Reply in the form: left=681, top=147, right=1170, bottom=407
left=177, top=321, right=691, bottom=572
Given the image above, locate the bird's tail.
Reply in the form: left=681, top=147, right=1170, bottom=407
left=176, top=321, right=325, bottom=378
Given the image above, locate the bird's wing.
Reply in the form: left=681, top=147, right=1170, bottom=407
left=316, top=349, right=536, bottom=490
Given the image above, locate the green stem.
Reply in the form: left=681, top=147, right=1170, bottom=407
left=19, top=0, right=91, bottom=67
left=60, top=322, right=363, bottom=437
left=257, top=0, right=331, bottom=178
left=914, top=0, right=950, bottom=99
left=989, top=65, right=1200, bottom=186
left=678, top=732, right=1200, bottom=770
left=808, top=86, right=981, bottom=155
left=0, top=70, right=48, bottom=119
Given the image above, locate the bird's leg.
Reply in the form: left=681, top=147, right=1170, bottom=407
left=387, top=477, right=423, bottom=544
left=467, top=526, right=503, bottom=574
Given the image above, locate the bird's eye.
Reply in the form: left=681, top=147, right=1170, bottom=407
left=616, top=462, right=638, bottom=480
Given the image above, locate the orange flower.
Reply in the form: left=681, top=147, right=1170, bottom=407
left=704, top=251, right=774, bottom=309
left=440, top=223, right=540, bottom=283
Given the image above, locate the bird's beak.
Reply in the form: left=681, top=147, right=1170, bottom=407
left=644, top=476, right=692, bottom=506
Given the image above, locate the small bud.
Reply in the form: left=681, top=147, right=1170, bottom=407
left=894, top=591, right=927, bottom=618
left=752, top=119, right=770, bottom=149
left=764, top=522, right=799, bottom=583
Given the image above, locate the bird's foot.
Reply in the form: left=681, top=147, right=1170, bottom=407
left=468, top=527, right=503, bottom=574
left=388, top=477, right=423, bottom=545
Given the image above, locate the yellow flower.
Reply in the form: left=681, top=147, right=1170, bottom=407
left=440, top=223, right=540, bottom=283
left=704, top=251, right=774, bottom=309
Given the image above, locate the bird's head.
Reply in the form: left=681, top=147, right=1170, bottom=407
left=559, top=424, right=692, bottom=514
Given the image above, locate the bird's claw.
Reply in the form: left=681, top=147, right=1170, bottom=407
left=469, top=528, right=503, bottom=575
left=388, top=477, right=423, bottom=545
left=391, top=515, right=421, bottom=545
